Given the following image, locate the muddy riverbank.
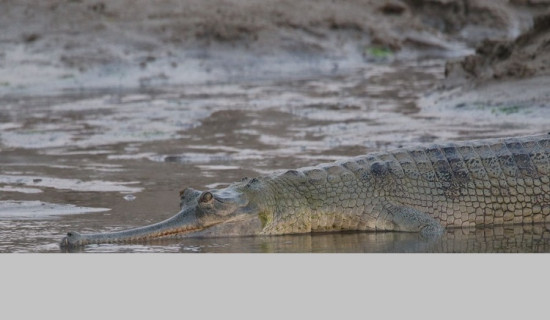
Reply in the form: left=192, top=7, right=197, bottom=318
left=1, top=0, right=549, bottom=252
left=1, top=0, right=543, bottom=95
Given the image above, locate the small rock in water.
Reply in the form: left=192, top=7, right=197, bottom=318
left=123, top=194, right=136, bottom=201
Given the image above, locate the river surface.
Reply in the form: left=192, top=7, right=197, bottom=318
left=1, top=59, right=549, bottom=253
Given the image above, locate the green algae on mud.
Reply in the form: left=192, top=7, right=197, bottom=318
left=364, top=47, right=394, bottom=61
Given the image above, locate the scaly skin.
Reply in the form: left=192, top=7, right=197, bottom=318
left=60, top=133, right=550, bottom=247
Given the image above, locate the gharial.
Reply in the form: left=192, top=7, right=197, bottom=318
left=60, top=133, right=550, bottom=247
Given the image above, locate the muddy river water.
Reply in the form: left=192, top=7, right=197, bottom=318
left=1, top=59, right=549, bottom=253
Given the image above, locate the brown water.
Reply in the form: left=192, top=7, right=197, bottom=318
left=1, top=59, right=549, bottom=253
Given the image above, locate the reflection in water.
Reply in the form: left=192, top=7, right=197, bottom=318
left=61, top=224, right=550, bottom=253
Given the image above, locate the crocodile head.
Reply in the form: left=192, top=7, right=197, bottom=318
left=60, top=182, right=264, bottom=247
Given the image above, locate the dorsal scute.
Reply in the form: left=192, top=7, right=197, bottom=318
left=303, top=167, right=328, bottom=184
left=280, top=169, right=307, bottom=182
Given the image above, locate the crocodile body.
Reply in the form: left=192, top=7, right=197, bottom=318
left=61, top=133, right=550, bottom=247
left=266, top=133, right=550, bottom=232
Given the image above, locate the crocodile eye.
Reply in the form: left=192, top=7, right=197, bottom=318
left=200, top=192, right=213, bottom=203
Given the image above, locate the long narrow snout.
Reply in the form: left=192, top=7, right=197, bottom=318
left=60, top=207, right=200, bottom=247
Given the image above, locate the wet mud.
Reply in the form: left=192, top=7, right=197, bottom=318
left=1, top=0, right=549, bottom=252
